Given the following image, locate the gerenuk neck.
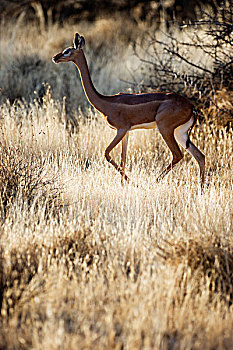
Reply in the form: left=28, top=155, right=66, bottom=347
left=73, top=51, right=108, bottom=115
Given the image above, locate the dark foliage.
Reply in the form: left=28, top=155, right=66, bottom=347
left=0, top=0, right=226, bottom=26
left=134, top=1, right=233, bottom=124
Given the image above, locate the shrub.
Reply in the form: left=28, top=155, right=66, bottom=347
left=135, top=0, right=233, bottom=125
left=0, top=140, right=63, bottom=220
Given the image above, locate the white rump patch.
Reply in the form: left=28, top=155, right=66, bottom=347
left=174, top=117, right=194, bottom=149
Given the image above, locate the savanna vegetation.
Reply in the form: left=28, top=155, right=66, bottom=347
left=0, top=0, right=232, bottom=349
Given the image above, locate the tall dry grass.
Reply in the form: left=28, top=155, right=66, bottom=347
left=0, top=19, right=232, bottom=350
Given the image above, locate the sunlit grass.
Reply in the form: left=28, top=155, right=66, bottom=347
left=0, top=91, right=232, bottom=349
left=0, top=19, right=232, bottom=350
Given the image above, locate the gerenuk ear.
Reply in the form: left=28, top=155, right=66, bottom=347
left=73, top=33, right=85, bottom=50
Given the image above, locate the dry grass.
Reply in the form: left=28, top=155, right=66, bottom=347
left=0, top=19, right=232, bottom=350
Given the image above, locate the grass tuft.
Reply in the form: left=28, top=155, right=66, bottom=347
left=158, top=235, right=233, bottom=305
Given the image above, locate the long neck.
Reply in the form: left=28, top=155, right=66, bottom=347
left=73, top=51, right=107, bottom=114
